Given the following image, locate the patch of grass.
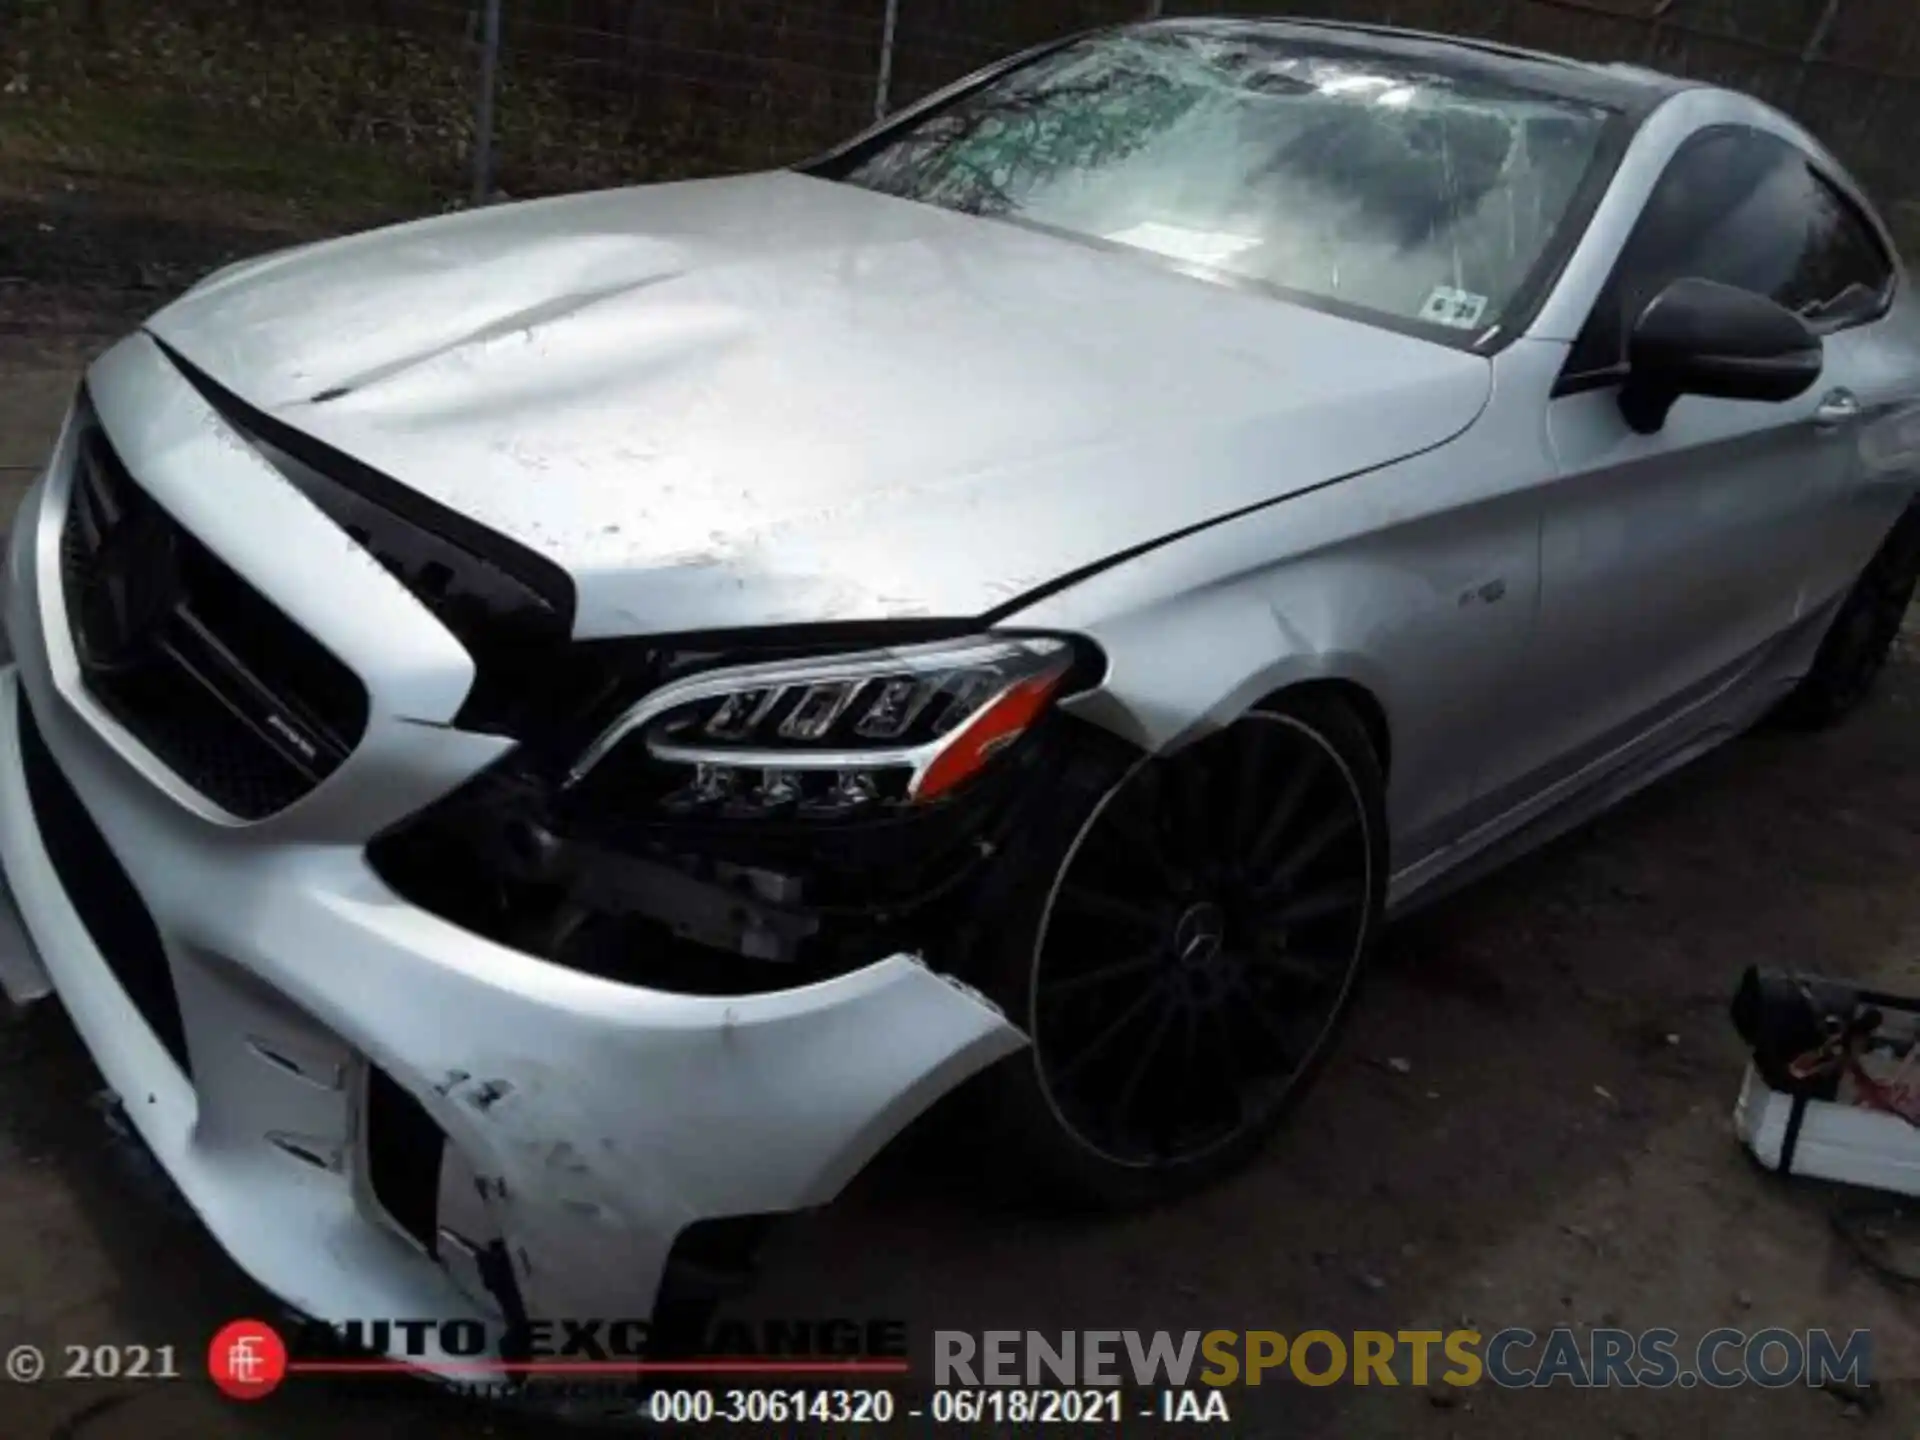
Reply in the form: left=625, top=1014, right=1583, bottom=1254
left=4, top=8, right=792, bottom=209
left=0, top=4, right=862, bottom=225
left=0, top=7, right=488, bottom=223
left=0, top=94, right=443, bottom=228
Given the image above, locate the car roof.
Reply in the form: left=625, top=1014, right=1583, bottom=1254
left=1132, top=15, right=1697, bottom=117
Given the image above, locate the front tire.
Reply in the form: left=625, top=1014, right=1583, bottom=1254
left=971, top=691, right=1386, bottom=1209
left=1777, top=500, right=1920, bottom=730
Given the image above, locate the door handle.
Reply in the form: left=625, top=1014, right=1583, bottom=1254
left=1816, top=389, right=1862, bottom=427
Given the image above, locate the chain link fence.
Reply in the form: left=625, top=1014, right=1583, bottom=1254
left=2, top=0, right=1919, bottom=245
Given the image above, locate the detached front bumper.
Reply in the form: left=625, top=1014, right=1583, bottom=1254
left=0, top=337, right=1026, bottom=1372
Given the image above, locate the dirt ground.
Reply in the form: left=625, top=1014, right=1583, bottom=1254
left=5, top=185, right=1920, bottom=1439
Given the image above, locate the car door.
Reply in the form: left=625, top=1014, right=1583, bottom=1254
left=1494, top=124, right=1893, bottom=803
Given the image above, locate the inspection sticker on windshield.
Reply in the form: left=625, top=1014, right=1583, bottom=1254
left=1421, top=286, right=1489, bottom=329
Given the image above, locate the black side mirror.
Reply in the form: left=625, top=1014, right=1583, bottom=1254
left=1619, top=277, right=1824, bottom=434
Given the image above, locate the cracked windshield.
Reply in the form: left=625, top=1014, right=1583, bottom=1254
left=837, top=26, right=1615, bottom=337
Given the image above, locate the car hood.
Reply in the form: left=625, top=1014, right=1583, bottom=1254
left=146, top=171, right=1491, bottom=637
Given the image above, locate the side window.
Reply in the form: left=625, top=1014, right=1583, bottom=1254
left=1781, top=169, right=1895, bottom=320
left=1565, top=126, right=1894, bottom=380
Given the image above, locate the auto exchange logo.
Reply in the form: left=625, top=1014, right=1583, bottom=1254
left=207, top=1321, right=289, bottom=1401
left=203, top=1313, right=911, bottom=1400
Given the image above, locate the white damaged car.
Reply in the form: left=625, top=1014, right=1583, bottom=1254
left=3, top=19, right=1919, bottom=1367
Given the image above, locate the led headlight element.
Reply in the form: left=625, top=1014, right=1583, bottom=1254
left=565, top=635, right=1079, bottom=812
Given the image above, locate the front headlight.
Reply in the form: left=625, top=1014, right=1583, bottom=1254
left=564, top=634, right=1081, bottom=817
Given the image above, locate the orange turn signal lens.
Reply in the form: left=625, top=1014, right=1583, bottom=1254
left=911, top=667, right=1070, bottom=803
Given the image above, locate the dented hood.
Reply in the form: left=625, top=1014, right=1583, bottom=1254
left=146, top=171, right=1491, bottom=637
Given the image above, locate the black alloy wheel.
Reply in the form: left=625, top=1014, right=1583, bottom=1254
left=1778, top=499, right=1920, bottom=729
left=970, top=691, right=1385, bottom=1207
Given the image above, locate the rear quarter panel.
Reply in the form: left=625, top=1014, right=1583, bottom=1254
left=1849, top=291, right=1920, bottom=547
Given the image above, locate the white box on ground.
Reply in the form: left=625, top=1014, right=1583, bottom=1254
left=1735, top=1062, right=1920, bottom=1196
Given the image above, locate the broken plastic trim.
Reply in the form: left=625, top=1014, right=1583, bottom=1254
left=366, top=707, right=1094, bottom=996
left=365, top=1065, right=445, bottom=1254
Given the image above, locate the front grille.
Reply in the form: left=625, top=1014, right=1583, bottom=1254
left=17, top=688, right=192, bottom=1075
left=152, top=342, right=577, bottom=735
left=59, top=397, right=369, bottom=820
